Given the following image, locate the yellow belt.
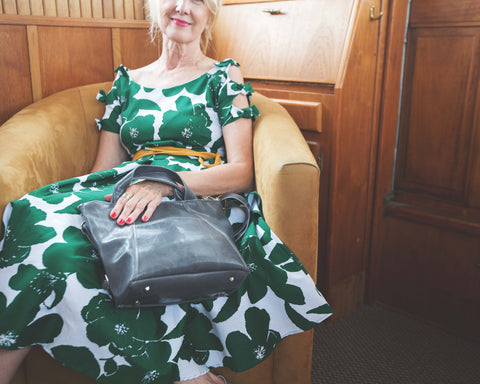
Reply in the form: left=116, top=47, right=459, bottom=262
left=132, top=146, right=222, bottom=168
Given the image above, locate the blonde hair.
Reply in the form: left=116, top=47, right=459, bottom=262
left=147, top=0, right=222, bottom=54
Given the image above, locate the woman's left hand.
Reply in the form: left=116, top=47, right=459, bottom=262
left=105, top=180, right=173, bottom=225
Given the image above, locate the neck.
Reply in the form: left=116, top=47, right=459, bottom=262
left=159, top=37, right=205, bottom=71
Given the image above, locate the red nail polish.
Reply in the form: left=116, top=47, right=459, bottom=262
left=142, top=215, right=149, bottom=222
left=110, top=212, right=117, bottom=219
left=118, top=219, right=125, bottom=225
left=126, top=218, right=132, bottom=224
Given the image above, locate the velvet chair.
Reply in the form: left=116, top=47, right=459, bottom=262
left=0, top=82, right=321, bottom=384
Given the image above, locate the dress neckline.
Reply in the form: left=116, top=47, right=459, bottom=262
left=122, top=61, right=226, bottom=91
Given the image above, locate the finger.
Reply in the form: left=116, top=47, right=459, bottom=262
left=141, top=200, right=162, bottom=222
left=124, top=198, right=150, bottom=224
left=104, top=194, right=112, bottom=202
left=110, top=191, right=133, bottom=221
left=116, top=195, right=142, bottom=225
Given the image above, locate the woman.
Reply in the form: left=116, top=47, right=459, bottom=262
left=0, top=1, right=332, bottom=383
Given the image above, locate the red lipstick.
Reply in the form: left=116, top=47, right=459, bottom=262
left=171, top=18, right=191, bottom=27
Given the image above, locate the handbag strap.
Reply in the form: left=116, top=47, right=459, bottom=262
left=221, top=193, right=251, bottom=242
left=112, top=165, right=196, bottom=203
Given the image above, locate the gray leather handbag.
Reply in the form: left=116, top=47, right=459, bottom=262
left=78, top=165, right=250, bottom=308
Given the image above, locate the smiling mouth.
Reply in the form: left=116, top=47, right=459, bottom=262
left=171, top=18, right=191, bottom=27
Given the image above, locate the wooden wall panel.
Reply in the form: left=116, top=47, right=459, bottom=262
left=69, top=0, right=82, bottom=18
left=0, top=24, right=32, bottom=124
left=325, top=0, right=385, bottom=316
left=466, top=84, right=480, bottom=208
left=30, top=1, right=44, bottom=16
left=396, top=28, right=480, bottom=200
left=16, top=0, right=30, bottom=15
left=92, top=0, right=104, bottom=18
left=0, top=11, right=154, bottom=124
left=37, top=26, right=114, bottom=97
left=114, top=0, right=124, bottom=19
left=57, top=0, right=69, bottom=17
left=103, top=0, right=115, bottom=18
left=411, top=0, right=480, bottom=25
left=377, top=215, right=480, bottom=340
left=3, top=0, right=16, bottom=14
left=26, top=25, right=42, bottom=102
left=44, top=0, right=57, bottom=17
left=0, top=0, right=145, bottom=19
left=119, top=28, right=159, bottom=69
left=124, top=0, right=135, bottom=19
left=80, top=0, right=93, bottom=18
left=134, top=0, right=144, bottom=19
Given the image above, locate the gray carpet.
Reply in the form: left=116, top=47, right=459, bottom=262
left=311, top=305, right=480, bottom=384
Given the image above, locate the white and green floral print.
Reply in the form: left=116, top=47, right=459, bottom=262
left=0, top=59, right=332, bottom=383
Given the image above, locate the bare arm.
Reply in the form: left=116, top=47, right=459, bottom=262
left=90, top=130, right=130, bottom=173
left=180, top=64, right=253, bottom=195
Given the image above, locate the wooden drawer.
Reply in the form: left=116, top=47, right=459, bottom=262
left=213, top=0, right=353, bottom=84
left=273, top=98, right=322, bottom=133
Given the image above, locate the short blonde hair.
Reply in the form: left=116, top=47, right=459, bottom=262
left=147, top=0, right=222, bottom=53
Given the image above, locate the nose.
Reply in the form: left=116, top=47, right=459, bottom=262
left=175, top=0, right=190, bottom=14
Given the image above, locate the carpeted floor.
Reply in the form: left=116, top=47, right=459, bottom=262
left=311, top=305, right=480, bottom=384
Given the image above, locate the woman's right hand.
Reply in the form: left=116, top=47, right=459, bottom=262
left=106, top=180, right=174, bottom=225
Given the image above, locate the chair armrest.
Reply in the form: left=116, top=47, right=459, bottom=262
left=0, top=85, right=104, bottom=223
left=251, top=93, right=320, bottom=278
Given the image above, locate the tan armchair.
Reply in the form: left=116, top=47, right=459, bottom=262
left=1, top=83, right=320, bottom=384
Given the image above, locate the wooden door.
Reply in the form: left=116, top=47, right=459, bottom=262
left=368, top=0, right=480, bottom=340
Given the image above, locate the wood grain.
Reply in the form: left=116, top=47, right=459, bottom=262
left=411, top=0, right=480, bottom=25
left=326, top=0, right=384, bottom=312
left=119, top=27, right=159, bottom=69
left=103, top=0, right=114, bottom=18
left=16, top=0, right=30, bottom=15
left=3, top=0, right=17, bottom=14
left=80, top=0, right=93, bottom=18
left=395, top=28, right=480, bottom=201
left=43, top=0, right=57, bottom=16
left=37, top=25, right=114, bottom=97
left=214, top=0, right=353, bottom=84
left=0, top=0, right=145, bottom=18
left=26, top=25, right=42, bottom=102
left=272, top=99, right=323, bottom=133
left=0, top=24, right=32, bottom=125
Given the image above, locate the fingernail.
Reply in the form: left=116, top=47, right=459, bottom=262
left=110, top=212, right=117, bottom=219
left=126, top=217, right=133, bottom=224
left=142, top=215, right=149, bottom=222
left=118, top=219, right=125, bottom=225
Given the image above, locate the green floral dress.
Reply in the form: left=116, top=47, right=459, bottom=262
left=0, top=59, right=332, bottom=383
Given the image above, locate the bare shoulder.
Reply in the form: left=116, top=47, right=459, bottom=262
left=202, top=57, right=217, bottom=69
left=227, top=63, right=245, bottom=83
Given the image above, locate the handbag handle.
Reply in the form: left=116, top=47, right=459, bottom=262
left=113, top=165, right=251, bottom=241
left=112, top=165, right=196, bottom=203
left=221, top=193, right=251, bottom=242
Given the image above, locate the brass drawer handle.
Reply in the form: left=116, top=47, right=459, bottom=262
left=370, top=5, right=383, bottom=20
left=262, top=8, right=283, bottom=15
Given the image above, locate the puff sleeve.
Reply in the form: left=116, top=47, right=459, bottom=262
left=95, top=65, right=129, bottom=134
